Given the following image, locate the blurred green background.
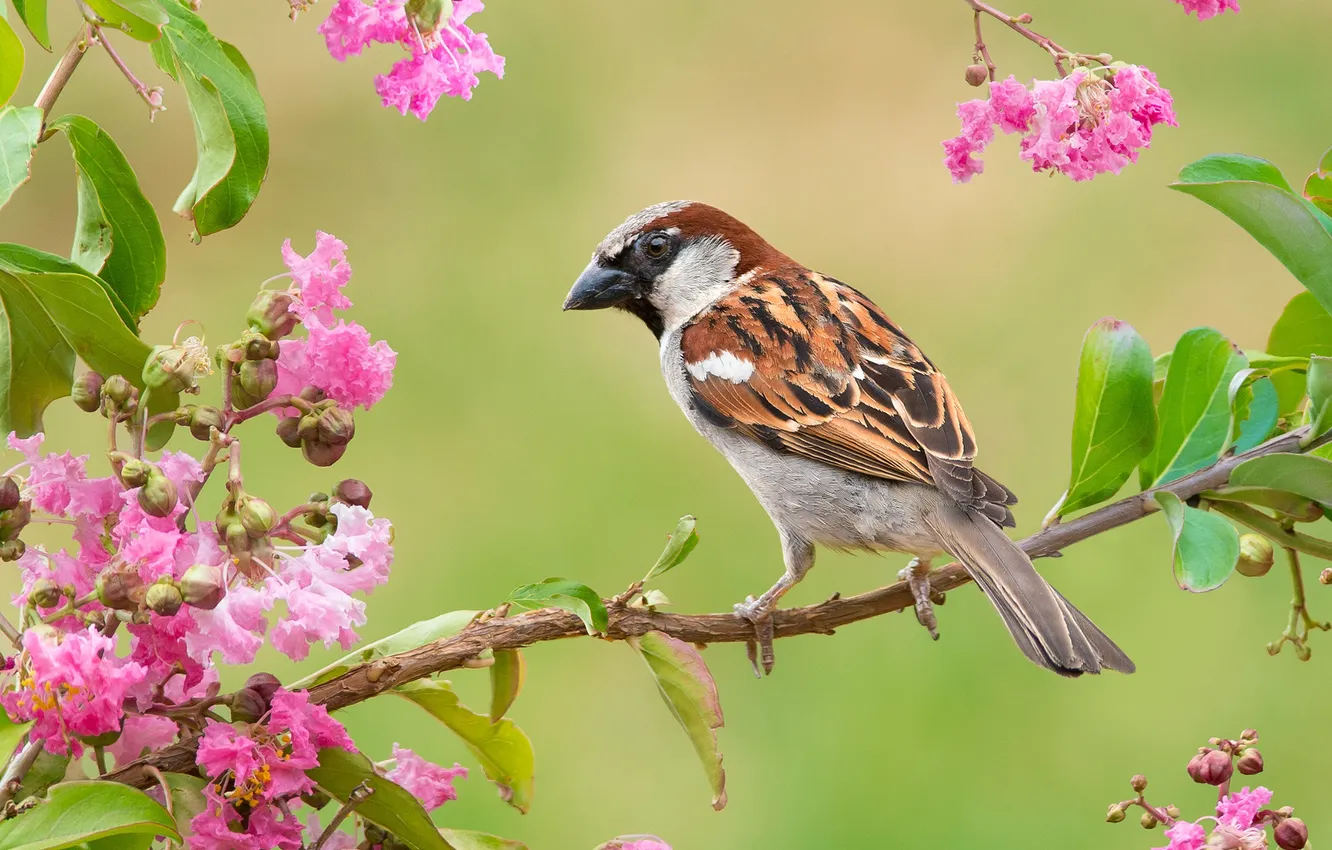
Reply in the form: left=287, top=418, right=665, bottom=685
left=3, top=0, right=1332, bottom=846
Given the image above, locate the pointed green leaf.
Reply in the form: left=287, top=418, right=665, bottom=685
left=1203, top=486, right=1323, bottom=521
left=1234, top=375, right=1278, bottom=453
left=288, top=609, right=479, bottom=689
left=1304, top=145, right=1332, bottom=216
left=628, top=631, right=726, bottom=811
left=0, top=15, right=22, bottom=107
left=0, top=270, right=75, bottom=437
left=1305, top=356, right=1332, bottom=442
left=81, top=0, right=166, bottom=42
left=488, top=648, right=524, bottom=723
left=155, top=773, right=207, bottom=840
left=0, top=106, right=41, bottom=209
left=1172, top=158, right=1332, bottom=313
left=438, top=830, right=528, bottom=850
left=1154, top=491, right=1240, bottom=593
left=644, top=515, right=700, bottom=581
left=0, top=781, right=179, bottom=850
left=10, top=0, right=50, bottom=50
left=394, top=679, right=535, bottom=814
left=218, top=40, right=255, bottom=88
left=0, top=717, right=29, bottom=764
left=1177, top=154, right=1295, bottom=191
left=1060, top=318, right=1155, bottom=514
left=1230, top=453, right=1332, bottom=507
left=507, top=578, right=607, bottom=634
left=48, top=116, right=165, bottom=320
left=15, top=752, right=69, bottom=803
left=1140, top=328, right=1246, bottom=488
left=306, top=748, right=455, bottom=850
left=0, top=243, right=134, bottom=330
left=1244, top=351, right=1311, bottom=373
left=1268, top=292, right=1332, bottom=415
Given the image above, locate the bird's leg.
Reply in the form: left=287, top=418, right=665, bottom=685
left=734, top=536, right=814, bottom=677
left=898, top=556, right=939, bottom=640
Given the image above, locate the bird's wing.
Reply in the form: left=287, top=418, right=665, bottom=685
left=679, top=268, right=1015, bottom=525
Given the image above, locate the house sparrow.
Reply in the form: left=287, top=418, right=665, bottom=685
left=563, top=201, right=1134, bottom=678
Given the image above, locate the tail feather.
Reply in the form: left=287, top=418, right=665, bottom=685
left=927, top=505, right=1134, bottom=677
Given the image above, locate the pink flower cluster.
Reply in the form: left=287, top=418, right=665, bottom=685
left=943, top=66, right=1177, bottom=183
left=1154, top=787, right=1273, bottom=850
left=272, top=232, right=396, bottom=414
left=318, top=0, right=504, bottom=120
left=1173, top=0, right=1239, bottom=20
left=386, top=744, right=468, bottom=810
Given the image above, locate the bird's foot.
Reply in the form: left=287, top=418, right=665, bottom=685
left=898, top=557, right=939, bottom=640
left=734, top=595, right=777, bottom=677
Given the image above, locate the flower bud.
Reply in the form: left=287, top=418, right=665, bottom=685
left=318, top=407, right=356, bottom=445
left=97, top=569, right=145, bottom=611
left=72, top=371, right=104, bottom=412
left=1131, top=774, right=1148, bottom=793
left=29, top=578, right=62, bottom=609
left=406, top=0, right=446, bottom=32
left=230, top=687, right=268, bottom=723
left=276, top=416, right=303, bottom=448
left=246, top=290, right=299, bottom=340
left=242, top=332, right=279, bottom=361
left=1236, top=534, right=1274, bottom=577
left=1242, top=729, right=1259, bottom=742
left=1294, top=642, right=1312, bottom=661
left=189, top=405, right=226, bottom=442
left=143, top=341, right=210, bottom=396
left=244, top=672, right=282, bottom=704
left=103, top=374, right=134, bottom=405
left=1166, top=805, right=1180, bottom=819
left=1187, top=748, right=1233, bottom=786
left=238, top=495, right=277, bottom=538
left=0, top=500, right=30, bottom=540
left=964, top=63, right=988, bottom=86
left=119, top=458, right=150, bottom=489
left=180, top=564, right=226, bottom=610
left=0, top=477, right=20, bottom=512
left=1140, top=811, right=1158, bottom=829
left=1275, top=818, right=1308, bottom=850
left=233, top=359, right=278, bottom=409
left=333, top=479, right=372, bottom=509
left=1106, top=804, right=1127, bottom=823
left=79, top=726, right=122, bottom=747
left=300, top=385, right=327, bottom=405
left=301, top=789, right=332, bottom=810
left=1320, top=568, right=1332, bottom=585
left=0, top=539, right=24, bottom=561
left=302, top=440, right=347, bottom=468
left=145, top=582, right=184, bottom=617
left=224, top=522, right=251, bottom=557
left=138, top=468, right=178, bottom=518
left=1236, top=748, right=1263, bottom=775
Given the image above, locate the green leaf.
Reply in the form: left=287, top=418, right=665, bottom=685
left=48, top=115, right=165, bottom=321
left=0, top=781, right=179, bottom=850
left=306, top=748, right=455, bottom=850
left=151, top=1, right=267, bottom=237
left=437, top=831, right=528, bottom=850
left=1230, top=453, right=1332, bottom=507
left=1268, top=292, right=1332, bottom=416
left=1305, top=356, right=1332, bottom=442
left=218, top=40, right=255, bottom=88
left=15, top=752, right=69, bottom=803
left=507, top=578, right=608, bottom=635
left=10, top=0, right=50, bottom=50
left=81, top=0, right=166, bottom=42
left=394, top=679, right=536, bottom=814
left=644, top=515, right=700, bottom=581
left=0, top=716, right=30, bottom=764
left=0, top=243, right=134, bottom=330
left=1234, top=375, right=1279, bottom=453
left=488, top=648, right=524, bottom=723
left=155, top=773, right=207, bottom=840
left=288, top=609, right=479, bottom=689
left=0, top=269, right=76, bottom=437
left=628, top=631, right=726, bottom=811
left=1172, top=158, right=1332, bottom=314
left=1177, top=153, right=1295, bottom=192
left=1203, top=486, right=1323, bottom=521
left=1154, top=491, right=1240, bottom=593
left=0, top=106, right=42, bottom=209
left=1304, top=145, right=1332, bottom=216
left=1060, top=318, right=1155, bottom=515
left=0, top=15, right=22, bottom=107
left=1140, top=328, right=1247, bottom=488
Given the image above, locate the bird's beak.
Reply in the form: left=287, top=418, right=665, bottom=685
left=563, top=264, right=639, bottom=311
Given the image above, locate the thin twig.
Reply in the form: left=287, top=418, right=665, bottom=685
left=34, top=28, right=90, bottom=129
left=972, top=10, right=997, bottom=82
left=312, top=782, right=374, bottom=850
left=961, top=0, right=1070, bottom=75
left=0, top=613, right=21, bottom=649
left=105, top=425, right=1332, bottom=788
left=0, top=739, right=44, bottom=809
left=91, top=26, right=164, bottom=120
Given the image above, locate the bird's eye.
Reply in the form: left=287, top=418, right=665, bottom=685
left=641, top=233, right=671, bottom=260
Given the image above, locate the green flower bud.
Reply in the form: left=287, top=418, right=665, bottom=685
left=242, top=332, right=280, bottom=361
left=1140, top=811, right=1158, bottom=829
left=138, top=468, right=179, bottom=518
left=72, top=371, right=104, bottom=413
left=302, top=440, right=347, bottom=468
left=29, top=578, right=62, bottom=609
left=179, top=564, right=225, bottom=610
left=97, top=569, right=145, bottom=611
left=1106, top=804, right=1127, bottom=824
left=0, top=477, right=20, bottom=512
left=1130, top=774, right=1147, bottom=793
left=0, top=539, right=24, bottom=562
left=406, top=0, right=446, bottom=32
left=145, top=581, right=184, bottom=617
left=143, top=344, right=197, bottom=395
left=317, top=407, right=356, bottom=445
left=298, top=412, right=322, bottom=443
left=246, top=290, right=299, bottom=340
left=103, top=375, right=134, bottom=405
left=233, top=360, right=278, bottom=409
left=276, top=416, right=302, bottom=448
left=299, top=385, right=327, bottom=405
left=224, top=522, right=251, bottom=557
left=0, top=500, right=31, bottom=540
left=79, top=726, right=123, bottom=747
left=1237, top=534, right=1274, bottom=577
left=119, top=458, right=151, bottom=489
left=333, top=479, right=373, bottom=509
left=238, top=495, right=277, bottom=538
left=189, top=405, right=226, bottom=442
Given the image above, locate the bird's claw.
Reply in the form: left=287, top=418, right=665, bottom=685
left=734, top=595, right=776, bottom=677
left=898, top=558, right=939, bottom=641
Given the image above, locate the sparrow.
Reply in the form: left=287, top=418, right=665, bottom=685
left=563, top=201, right=1134, bottom=678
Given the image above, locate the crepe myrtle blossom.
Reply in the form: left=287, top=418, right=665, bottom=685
left=595, top=838, right=673, bottom=850
left=385, top=744, right=468, bottom=810
left=317, top=0, right=504, bottom=120
left=1173, top=0, right=1239, bottom=20
left=943, top=65, right=1177, bottom=183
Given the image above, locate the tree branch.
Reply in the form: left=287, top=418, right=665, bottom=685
left=105, top=424, right=1332, bottom=788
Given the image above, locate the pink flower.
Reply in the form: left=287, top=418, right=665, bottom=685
left=598, top=839, right=672, bottom=850
left=108, top=714, right=178, bottom=768
left=1, top=627, right=149, bottom=754
left=191, top=793, right=305, bottom=850
left=186, top=583, right=274, bottom=665
left=274, top=316, right=396, bottom=412
left=305, top=814, right=358, bottom=850
left=1217, top=787, right=1273, bottom=830
left=282, top=231, right=354, bottom=321
left=1173, top=0, right=1239, bottom=20
left=317, top=0, right=408, bottom=60
left=129, top=610, right=207, bottom=698
left=271, top=574, right=365, bottom=660
left=386, top=744, right=467, bottom=810
left=1153, top=820, right=1206, bottom=850
left=319, top=503, right=394, bottom=592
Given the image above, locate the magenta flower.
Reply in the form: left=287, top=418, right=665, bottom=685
left=598, top=839, right=673, bottom=850
left=282, top=231, right=353, bottom=321
left=274, top=316, right=396, bottom=412
left=386, top=744, right=467, bottom=810
left=318, top=0, right=408, bottom=59
left=1173, top=0, right=1239, bottom=19
left=186, top=583, right=274, bottom=665
left=1217, top=786, right=1273, bottom=830
left=1, top=627, right=149, bottom=754
left=1153, top=821, right=1206, bottom=850
left=108, top=713, right=179, bottom=767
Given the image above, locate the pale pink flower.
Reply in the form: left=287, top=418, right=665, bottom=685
left=386, top=744, right=467, bottom=810
left=1154, top=820, right=1206, bottom=850
left=12, top=548, right=97, bottom=613
left=1217, top=787, right=1273, bottom=830
left=1173, top=0, right=1239, bottom=20
left=320, top=503, right=394, bottom=591
left=274, top=316, right=396, bottom=411
left=282, top=231, right=354, bottom=320
left=185, top=583, right=274, bottom=665
left=108, top=714, right=179, bottom=767
left=7, top=433, right=86, bottom=516
left=270, top=574, right=365, bottom=661
left=305, top=814, right=358, bottom=850
left=599, top=839, right=672, bottom=850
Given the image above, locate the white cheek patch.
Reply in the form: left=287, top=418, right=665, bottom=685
left=686, top=351, right=755, bottom=384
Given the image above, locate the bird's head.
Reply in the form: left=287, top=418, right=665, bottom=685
left=562, top=201, right=791, bottom=338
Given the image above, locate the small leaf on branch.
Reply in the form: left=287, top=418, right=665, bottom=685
left=0, top=106, right=42, bottom=210
left=1304, top=355, right=1332, bottom=442
left=0, top=270, right=76, bottom=438
left=1230, top=453, right=1332, bottom=507
left=0, top=15, right=23, bottom=107
left=0, top=243, right=135, bottom=329
left=307, top=748, right=455, bottom=850
left=507, top=578, right=608, bottom=634
left=1304, top=144, right=1332, bottom=216
left=488, top=648, right=525, bottom=723
left=1155, top=491, right=1240, bottom=592
left=0, top=781, right=180, bottom=849
left=10, top=0, right=50, bottom=50
left=628, top=630, right=726, bottom=811
left=0, top=715, right=31, bottom=766
left=155, top=773, right=207, bottom=841
left=288, top=609, right=480, bottom=689
left=1141, top=328, right=1247, bottom=488
left=1268, top=291, right=1332, bottom=415
left=437, top=830, right=529, bottom=850
left=15, top=751, right=71, bottom=804
left=1202, top=486, right=1323, bottom=522
left=393, top=679, right=536, bottom=814
left=81, top=0, right=167, bottom=42
left=1060, top=318, right=1155, bottom=515
left=645, top=515, right=700, bottom=580
left=1226, top=369, right=1279, bottom=454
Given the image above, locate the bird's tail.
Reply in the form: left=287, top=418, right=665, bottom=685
left=926, top=504, right=1135, bottom=677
